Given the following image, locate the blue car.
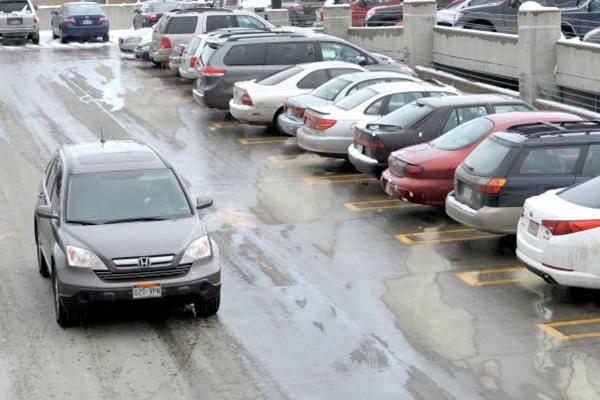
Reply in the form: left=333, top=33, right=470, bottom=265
left=562, top=0, right=600, bottom=38
left=50, top=2, right=109, bottom=43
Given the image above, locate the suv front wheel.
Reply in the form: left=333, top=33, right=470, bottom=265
left=194, top=294, right=220, bottom=318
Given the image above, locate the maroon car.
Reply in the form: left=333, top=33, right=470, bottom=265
left=380, top=112, right=583, bottom=206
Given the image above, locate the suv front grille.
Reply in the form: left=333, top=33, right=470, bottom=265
left=95, top=265, right=192, bottom=282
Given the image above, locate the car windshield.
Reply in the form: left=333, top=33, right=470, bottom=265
left=66, top=4, right=103, bottom=14
left=66, top=169, right=192, bottom=224
left=312, top=77, right=351, bottom=101
left=0, top=0, right=29, bottom=13
left=148, top=2, right=179, bottom=12
left=558, top=177, right=600, bottom=209
left=334, top=87, right=377, bottom=111
left=369, top=102, right=432, bottom=130
left=257, top=66, right=303, bottom=86
left=430, top=117, right=494, bottom=150
left=463, top=138, right=511, bottom=176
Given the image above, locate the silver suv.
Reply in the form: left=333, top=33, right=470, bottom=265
left=151, top=7, right=274, bottom=65
left=34, top=140, right=221, bottom=327
left=0, top=0, right=39, bottom=44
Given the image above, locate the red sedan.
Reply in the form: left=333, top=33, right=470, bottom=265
left=380, top=111, right=583, bottom=206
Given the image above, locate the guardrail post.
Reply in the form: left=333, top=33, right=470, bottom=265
left=403, top=0, right=436, bottom=69
left=323, top=5, right=352, bottom=39
left=518, top=5, right=561, bottom=105
left=265, top=9, right=290, bottom=27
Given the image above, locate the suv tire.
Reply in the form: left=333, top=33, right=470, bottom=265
left=194, top=294, right=220, bottom=318
left=32, top=34, right=39, bottom=44
left=59, top=29, right=67, bottom=44
left=102, top=34, right=109, bottom=42
left=53, top=271, right=75, bottom=327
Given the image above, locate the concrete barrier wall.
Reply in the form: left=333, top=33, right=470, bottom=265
left=346, top=27, right=404, bottom=61
left=556, top=39, right=600, bottom=94
left=38, top=4, right=140, bottom=30
left=432, top=26, right=518, bottom=78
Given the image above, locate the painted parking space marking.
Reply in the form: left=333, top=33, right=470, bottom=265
left=344, top=199, right=422, bottom=212
left=239, top=137, right=290, bottom=145
left=537, top=318, right=600, bottom=340
left=303, top=173, right=377, bottom=185
left=213, top=122, right=254, bottom=129
left=267, top=154, right=334, bottom=164
left=395, top=227, right=503, bottom=245
left=170, top=95, right=193, bottom=104
left=455, top=266, right=540, bottom=286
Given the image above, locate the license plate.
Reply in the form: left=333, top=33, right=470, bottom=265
left=462, top=186, right=473, bottom=200
left=82, top=19, right=93, bottom=25
left=132, top=285, right=162, bottom=299
left=8, top=18, right=21, bottom=25
left=356, top=144, right=364, bottom=154
left=528, top=219, right=539, bottom=237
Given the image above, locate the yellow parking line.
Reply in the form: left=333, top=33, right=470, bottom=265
left=213, top=122, right=254, bottom=129
left=303, top=173, right=376, bottom=185
left=455, top=266, right=540, bottom=286
left=344, top=199, right=421, bottom=212
left=537, top=318, right=600, bottom=340
left=394, top=227, right=503, bottom=245
left=239, top=137, right=290, bottom=145
left=268, top=154, right=336, bottom=164
left=169, top=95, right=193, bottom=104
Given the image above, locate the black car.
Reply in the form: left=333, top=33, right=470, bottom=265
left=446, top=121, right=600, bottom=233
left=133, top=0, right=180, bottom=29
left=348, top=94, right=533, bottom=176
left=34, top=140, right=220, bottom=326
left=283, top=0, right=325, bottom=26
left=364, top=4, right=403, bottom=27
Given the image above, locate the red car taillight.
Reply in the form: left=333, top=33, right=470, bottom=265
left=241, top=92, right=253, bottom=106
left=305, top=114, right=336, bottom=131
left=356, top=134, right=384, bottom=149
left=293, top=4, right=304, bottom=12
left=33, top=17, right=38, bottom=24
left=201, top=65, right=227, bottom=77
left=64, top=18, right=76, bottom=25
left=477, top=178, right=506, bottom=195
left=190, top=56, right=197, bottom=68
left=160, top=37, right=171, bottom=49
left=541, top=219, right=600, bottom=236
left=98, top=17, right=108, bottom=24
left=148, top=14, right=158, bottom=22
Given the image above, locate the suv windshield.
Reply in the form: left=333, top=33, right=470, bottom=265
left=463, top=138, right=512, bottom=176
left=148, top=2, right=179, bottom=13
left=370, top=102, right=432, bottom=131
left=431, top=117, right=494, bottom=150
left=558, top=177, right=600, bottom=209
left=312, top=77, right=351, bottom=101
left=0, top=0, right=29, bottom=13
left=335, top=87, right=377, bottom=111
left=66, top=4, right=102, bottom=14
left=257, top=66, right=302, bottom=86
left=66, top=169, right=192, bottom=224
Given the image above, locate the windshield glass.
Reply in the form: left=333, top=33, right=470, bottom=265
left=257, top=66, right=303, bottom=86
left=66, top=169, right=192, bottom=224
left=148, top=2, right=179, bottom=12
left=66, top=4, right=103, bottom=14
left=335, top=87, right=377, bottom=111
left=431, top=117, right=494, bottom=150
left=463, top=138, right=511, bottom=176
left=370, top=102, right=432, bottom=130
left=0, top=0, right=29, bottom=13
left=312, top=77, right=351, bottom=101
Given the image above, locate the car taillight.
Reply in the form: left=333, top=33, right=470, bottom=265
left=98, top=17, right=108, bottom=24
left=64, top=18, right=76, bottom=25
left=290, top=106, right=305, bottom=118
left=190, top=56, right=197, bottom=68
left=148, top=14, right=158, bottom=21
left=404, top=164, right=424, bottom=176
left=356, top=134, right=384, bottom=149
left=293, top=4, right=304, bottom=12
left=201, top=65, right=227, bottom=77
left=33, top=17, right=38, bottom=24
left=477, top=178, right=506, bottom=195
left=160, top=37, right=171, bottom=49
left=541, top=219, right=600, bottom=236
left=241, top=92, right=253, bottom=106
left=305, top=114, right=336, bottom=131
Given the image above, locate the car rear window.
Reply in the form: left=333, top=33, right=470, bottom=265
left=312, top=77, right=351, bottom=101
left=431, top=117, right=494, bottom=150
left=558, top=176, right=600, bottom=209
left=518, top=147, right=580, bottom=175
left=257, top=66, right=302, bottom=86
left=66, top=4, right=102, bottom=14
left=369, top=102, right=432, bottom=131
left=164, top=16, right=198, bottom=34
left=223, top=43, right=266, bottom=65
left=463, top=138, right=512, bottom=176
left=335, top=87, right=377, bottom=111
left=0, top=0, right=29, bottom=13
left=200, top=43, right=218, bottom=66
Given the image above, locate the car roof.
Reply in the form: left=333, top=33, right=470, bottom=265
left=332, top=70, right=415, bottom=83
left=484, top=111, right=582, bottom=126
left=417, top=94, right=521, bottom=108
left=63, top=2, right=100, bottom=5
left=62, top=141, right=168, bottom=174
left=210, top=32, right=341, bottom=44
left=366, top=80, right=454, bottom=94
left=493, top=121, right=600, bottom=146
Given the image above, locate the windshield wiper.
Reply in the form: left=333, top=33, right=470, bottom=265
left=101, top=216, right=171, bottom=225
left=67, top=220, right=101, bottom=225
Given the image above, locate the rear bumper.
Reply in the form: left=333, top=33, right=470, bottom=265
left=0, top=26, right=38, bottom=36
left=347, top=144, right=387, bottom=177
left=445, top=192, right=520, bottom=234
left=168, top=55, right=182, bottom=71
left=229, top=99, right=274, bottom=124
left=381, top=169, right=451, bottom=205
left=119, top=39, right=142, bottom=52
left=151, top=49, right=169, bottom=63
left=193, top=86, right=230, bottom=109
left=64, top=24, right=108, bottom=37
left=277, top=113, right=302, bottom=136
left=297, top=127, right=351, bottom=157
left=179, top=65, right=197, bottom=80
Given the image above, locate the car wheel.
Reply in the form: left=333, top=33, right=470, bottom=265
left=272, top=108, right=284, bottom=133
left=102, top=34, right=109, bottom=42
left=194, top=294, right=220, bottom=318
left=36, top=234, right=50, bottom=278
left=52, top=29, right=58, bottom=39
left=32, top=35, right=39, bottom=45
left=59, top=28, right=67, bottom=44
left=52, top=271, right=74, bottom=327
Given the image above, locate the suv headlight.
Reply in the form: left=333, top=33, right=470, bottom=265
left=181, top=235, right=212, bottom=264
left=66, top=245, right=108, bottom=270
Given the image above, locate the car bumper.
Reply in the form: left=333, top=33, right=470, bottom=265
left=179, top=66, right=197, bottom=80
left=64, top=25, right=109, bottom=37
left=119, top=40, right=141, bottom=52
left=445, top=192, right=520, bottom=234
left=151, top=50, right=169, bottom=63
left=229, top=99, right=274, bottom=125
left=0, top=26, right=38, bottom=36
left=168, top=56, right=182, bottom=71
left=193, top=87, right=229, bottom=109
left=380, top=169, right=451, bottom=206
left=277, top=113, right=303, bottom=136
left=135, top=48, right=151, bottom=61
left=347, top=144, right=387, bottom=177
left=296, top=128, right=351, bottom=157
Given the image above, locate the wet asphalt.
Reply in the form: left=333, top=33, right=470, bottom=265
left=2, top=43, right=600, bottom=400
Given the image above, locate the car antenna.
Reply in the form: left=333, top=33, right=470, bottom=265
left=100, top=127, right=106, bottom=145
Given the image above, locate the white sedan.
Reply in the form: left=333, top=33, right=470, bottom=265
left=296, top=81, right=460, bottom=157
left=517, top=177, right=600, bottom=289
left=229, top=61, right=365, bottom=129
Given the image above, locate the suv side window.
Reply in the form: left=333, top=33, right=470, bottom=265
left=50, top=162, right=63, bottom=212
left=297, top=70, right=329, bottom=89
left=582, top=144, right=600, bottom=175
left=320, top=42, right=367, bottom=64
left=165, top=16, right=198, bottom=34
left=442, top=106, right=487, bottom=133
left=329, top=68, right=361, bottom=78
left=265, top=42, right=317, bottom=65
left=223, top=43, right=267, bottom=66
left=518, top=147, right=581, bottom=175
left=235, top=15, right=268, bottom=29
left=206, top=15, right=234, bottom=32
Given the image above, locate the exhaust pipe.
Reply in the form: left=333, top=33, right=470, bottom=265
left=541, top=273, right=557, bottom=285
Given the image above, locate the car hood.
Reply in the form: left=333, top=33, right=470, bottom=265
left=62, top=217, right=206, bottom=260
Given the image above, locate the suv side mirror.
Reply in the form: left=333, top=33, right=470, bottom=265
left=36, top=204, right=58, bottom=220
left=196, top=197, right=213, bottom=210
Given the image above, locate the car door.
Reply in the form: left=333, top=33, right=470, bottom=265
left=318, top=41, right=372, bottom=66
left=264, top=41, right=318, bottom=76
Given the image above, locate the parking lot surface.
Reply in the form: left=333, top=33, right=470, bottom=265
left=2, top=45, right=600, bottom=400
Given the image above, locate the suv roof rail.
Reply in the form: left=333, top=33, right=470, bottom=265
left=172, top=7, right=233, bottom=13
left=226, top=32, right=308, bottom=41
left=207, top=27, right=276, bottom=37
left=205, top=31, right=307, bottom=43
left=508, top=120, right=600, bottom=138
